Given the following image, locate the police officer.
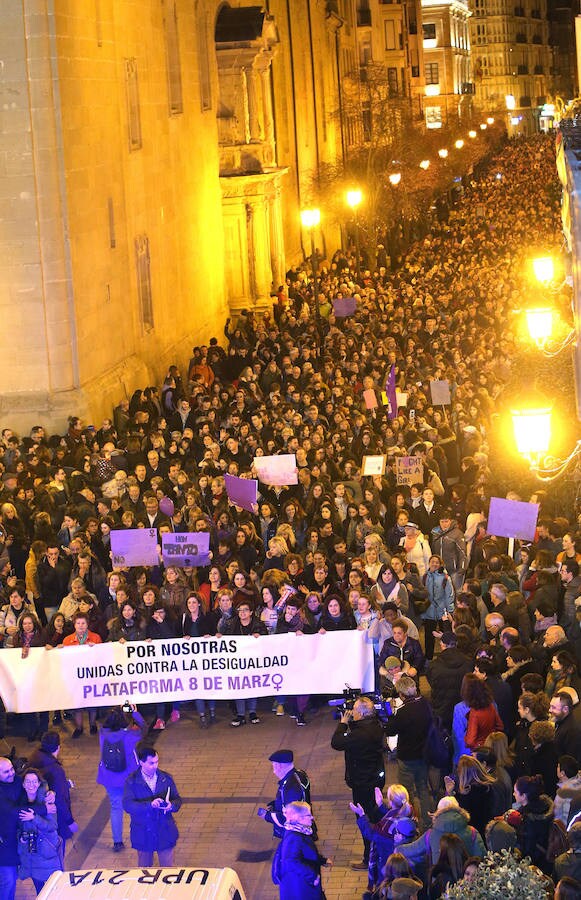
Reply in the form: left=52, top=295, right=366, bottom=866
left=331, top=696, right=386, bottom=870
left=258, top=749, right=314, bottom=839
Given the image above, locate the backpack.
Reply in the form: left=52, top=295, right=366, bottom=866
left=424, top=715, right=453, bottom=770
left=544, top=818, right=570, bottom=863
left=102, top=737, right=127, bottom=773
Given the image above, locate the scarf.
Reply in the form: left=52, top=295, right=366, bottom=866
left=284, top=821, right=313, bottom=836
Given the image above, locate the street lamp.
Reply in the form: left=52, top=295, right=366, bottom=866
left=468, top=130, right=477, bottom=138
left=532, top=256, right=555, bottom=284
left=455, top=139, right=464, bottom=149
left=389, top=172, right=401, bottom=186
left=480, top=123, right=487, bottom=130
left=346, top=189, right=363, bottom=285
left=300, top=207, right=322, bottom=344
left=438, top=148, right=449, bottom=158
left=526, top=308, right=554, bottom=347
left=511, top=408, right=552, bottom=459
left=487, top=117, right=495, bottom=124
left=419, top=159, right=430, bottom=170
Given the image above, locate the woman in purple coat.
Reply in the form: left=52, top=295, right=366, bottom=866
left=96, top=706, right=148, bottom=852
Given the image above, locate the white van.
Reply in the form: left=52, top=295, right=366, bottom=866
left=38, top=867, right=246, bottom=900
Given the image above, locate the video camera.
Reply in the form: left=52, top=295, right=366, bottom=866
left=328, top=686, right=393, bottom=723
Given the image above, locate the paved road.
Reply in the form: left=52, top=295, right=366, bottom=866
left=13, top=702, right=395, bottom=898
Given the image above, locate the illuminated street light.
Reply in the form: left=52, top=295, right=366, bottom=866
left=389, top=172, right=402, bottom=186
left=345, top=189, right=363, bottom=284
left=455, top=139, right=464, bottom=149
left=532, top=256, right=554, bottom=284
left=487, top=117, right=495, bottom=124
left=300, top=208, right=321, bottom=229
left=511, top=408, right=552, bottom=458
left=506, top=95, right=516, bottom=110
left=526, top=308, right=554, bottom=346
left=480, top=123, right=487, bottom=130
left=300, top=208, right=322, bottom=344
left=468, top=130, right=477, bottom=138
left=419, top=159, right=430, bottom=170
left=438, top=148, right=448, bottom=158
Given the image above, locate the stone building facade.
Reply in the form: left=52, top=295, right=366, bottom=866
left=0, top=0, right=357, bottom=431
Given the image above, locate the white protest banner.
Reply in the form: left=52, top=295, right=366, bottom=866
left=161, top=532, right=211, bottom=567
left=0, top=632, right=373, bottom=713
left=253, top=453, right=298, bottom=485
left=362, top=455, right=386, bottom=476
left=395, top=391, right=408, bottom=408
left=395, top=456, right=424, bottom=486
left=110, top=529, right=159, bottom=567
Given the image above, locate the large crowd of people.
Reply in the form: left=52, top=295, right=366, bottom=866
left=0, top=133, right=580, bottom=898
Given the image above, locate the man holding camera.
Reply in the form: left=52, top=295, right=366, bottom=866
left=331, top=696, right=385, bottom=870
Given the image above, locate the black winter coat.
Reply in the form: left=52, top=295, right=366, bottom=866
left=331, top=718, right=386, bottom=789
left=122, top=768, right=182, bottom=851
left=28, top=747, right=75, bottom=840
left=427, top=648, right=472, bottom=729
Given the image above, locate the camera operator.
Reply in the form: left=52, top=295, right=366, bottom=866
left=331, top=696, right=385, bottom=871
left=383, top=676, right=432, bottom=828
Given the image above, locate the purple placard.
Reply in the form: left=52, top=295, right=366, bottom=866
left=110, top=528, right=159, bottom=567
left=161, top=532, right=211, bottom=567
left=332, top=297, right=357, bottom=317
left=487, top=497, right=540, bottom=541
left=225, top=474, right=258, bottom=512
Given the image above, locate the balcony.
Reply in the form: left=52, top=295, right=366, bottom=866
left=514, top=5, right=525, bottom=14
left=537, top=95, right=546, bottom=104
left=460, top=82, right=475, bottom=94
left=520, top=95, right=532, bottom=106
left=515, top=32, right=527, bottom=42
left=531, top=8, right=541, bottom=17
left=532, top=34, right=542, bottom=43
left=517, top=64, right=529, bottom=74
left=534, top=64, right=544, bottom=74
left=357, top=8, right=372, bottom=26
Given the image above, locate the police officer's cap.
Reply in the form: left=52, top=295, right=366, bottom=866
left=269, top=749, right=294, bottom=763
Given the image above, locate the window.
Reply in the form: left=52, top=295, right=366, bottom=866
left=387, top=67, right=398, bottom=95
left=124, top=58, right=142, bottom=151
left=135, top=235, right=154, bottom=330
left=196, top=6, right=212, bottom=111
left=425, top=62, right=439, bottom=84
left=163, top=0, right=183, bottom=114
left=362, top=102, right=372, bottom=141
left=384, top=20, right=396, bottom=50
left=423, top=23, right=436, bottom=40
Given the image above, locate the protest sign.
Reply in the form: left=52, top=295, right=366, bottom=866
left=253, top=453, right=298, bottom=485
left=395, top=456, right=424, bottom=486
left=396, top=391, right=408, bottom=408
left=487, top=497, right=539, bottom=541
left=110, top=529, right=159, bottom=567
left=224, top=474, right=258, bottom=512
left=0, top=632, right=374, bottom=712
left=363, top=389, right=378, bottom=410
left=332, top=297, right=357, bottom=317
left=362, top=455, right=386, bottom=476
left=161, top=532, right=210, bottom=568
left=430, top=380, right=451, bottom=405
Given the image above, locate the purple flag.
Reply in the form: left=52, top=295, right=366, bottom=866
left=385, top=364, right=398, bottom=420
left=224, top=474, right=258, bottom=513
left=332, top=297, right=357, bottom=317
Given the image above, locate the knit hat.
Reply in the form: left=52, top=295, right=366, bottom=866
left=486, top=820, right=518, bottom=851
left=383, top=656, right=401, bottom=671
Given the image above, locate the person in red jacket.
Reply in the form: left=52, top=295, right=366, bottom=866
left=61, top=612, right=102, bottom=738
left=462, top=673, right=503, bottom=751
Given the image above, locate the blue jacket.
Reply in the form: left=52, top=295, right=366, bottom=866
left=272, top=828, right=325, bottom=899
left=123, top=768, right=182, bottom=852
left=422, top=569, right=455, bottom=620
